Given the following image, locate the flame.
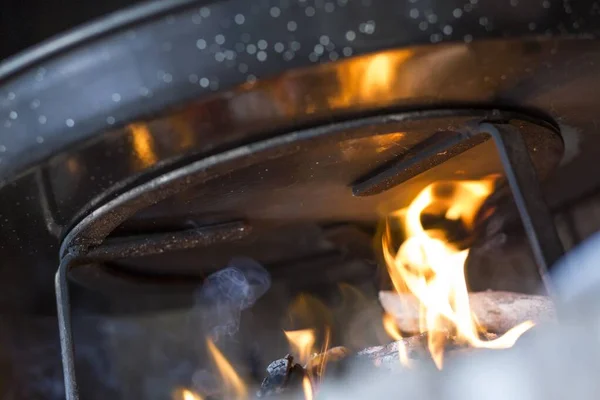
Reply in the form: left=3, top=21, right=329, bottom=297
left=382, top=178, right=534, bottom=369
left=382, top=313, right=410, bottom=367
left=172, top=388, right=203, bottom=400
left=302, top=376, right=314, bottom=400
left=206, top=339, right=247, bottom=399
left=316, top=327, right=331, bottom=380
left=284, top=329, right=316, bottom=364
left=284, top=328, right=316, bottom=399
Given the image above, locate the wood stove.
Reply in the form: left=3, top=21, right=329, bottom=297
left=1, top=0, right=599, bottom=398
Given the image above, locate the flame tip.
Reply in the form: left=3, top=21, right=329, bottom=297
left=206, top=338, right=248, bottom=399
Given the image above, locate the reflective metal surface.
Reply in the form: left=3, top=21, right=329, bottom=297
left=0, top=0, right=599, bottom=311
left=0, top=0, right=598, bottom=181
left=41, top=39, right=577, bottom=232
left=54, top=109, right=559, bottom=288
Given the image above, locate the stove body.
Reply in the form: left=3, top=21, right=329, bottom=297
left=0, top=0, right=599, bottom=398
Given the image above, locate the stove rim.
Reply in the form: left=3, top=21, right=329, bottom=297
left=58, top=108, right=562, bottom=260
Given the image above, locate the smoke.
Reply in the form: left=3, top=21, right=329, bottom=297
left=195, top=257, right=271, bottom=340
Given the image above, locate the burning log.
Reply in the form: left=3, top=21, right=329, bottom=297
left=379, top=290, right=556, bottom=334
left=259, top=290, right=554, bottom=397
left=258, top=334, right=489, bottom=397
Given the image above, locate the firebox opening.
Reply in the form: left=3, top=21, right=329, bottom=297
left=53, top=109, right=562, bottom=400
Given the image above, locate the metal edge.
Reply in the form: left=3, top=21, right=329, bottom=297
left=59, top=109, right=562, bottom=259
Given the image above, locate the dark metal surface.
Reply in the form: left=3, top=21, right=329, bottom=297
left=55, top=253, right=79, bottom=400
left=0, top=0, right=597, bottom=314
left=0, top=0, right=197, bottom=79
left=482, top=122, right=564, bottom=293
left=37, top=40, right=570, bottom=235
left=0, top=0, right=597, bottom=182
left=83, top=220, right=250, bottom=261
left=352, top=132, right=490, bottom=197
left=58, top=110, right=561, bottom=263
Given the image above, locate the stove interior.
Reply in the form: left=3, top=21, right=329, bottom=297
left=42, top=107, right=560, bottom=400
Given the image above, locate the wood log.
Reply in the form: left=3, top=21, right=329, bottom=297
left=258, top=334, right=485, bottom=396
left=379, top=290, right=556, bottom=334
left=259, top=291, right=554, bottom=396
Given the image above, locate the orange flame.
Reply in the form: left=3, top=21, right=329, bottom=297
left=382, top=178, right=534, bottom=369
left=206, top=339, right=247, bottom=399
left=284, top=329, right=316, bottom=364
left=172, top=388, right=203, bottom=400
left=382, top=314, right=410, bottom=367
left=302, top=376, right=314, bottom=400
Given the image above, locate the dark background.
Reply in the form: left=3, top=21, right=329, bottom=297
left=0, top=0, right=143, bottom=61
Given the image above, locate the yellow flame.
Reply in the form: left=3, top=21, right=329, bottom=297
left=172, top=388, right=203, bottom=400
left=206, top=339, right=247, bottom=399
left=382, top=314, right=410, bottom=367
left=382, top=178, right=534, bottom=369
left=302, top=376, right=314, bottom=400
left=315, top=327, right=331, bottom=381
left=284, top=329, right=316, bottom=365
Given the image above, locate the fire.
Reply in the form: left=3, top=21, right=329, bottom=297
left=382, top=313, right=410, bottom=367
left=315, top=328, right=331, bottom=380
left=206, top=339, right=248, bottom=399
left=382, top=178, right=534, bottom=369
left=284, top=329, right=316, bottom=364
left=302, top=376, right=314, bottom=400
left=172, top=388, right=203, bottom=400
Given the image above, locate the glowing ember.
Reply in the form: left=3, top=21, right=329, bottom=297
left=382, top=178, right=534, bottom=369
left=284, top=329, right=316, bottom=364
left=206, top=338, right=248, bottom=399
left=382, top=313, right=410, bottom=367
